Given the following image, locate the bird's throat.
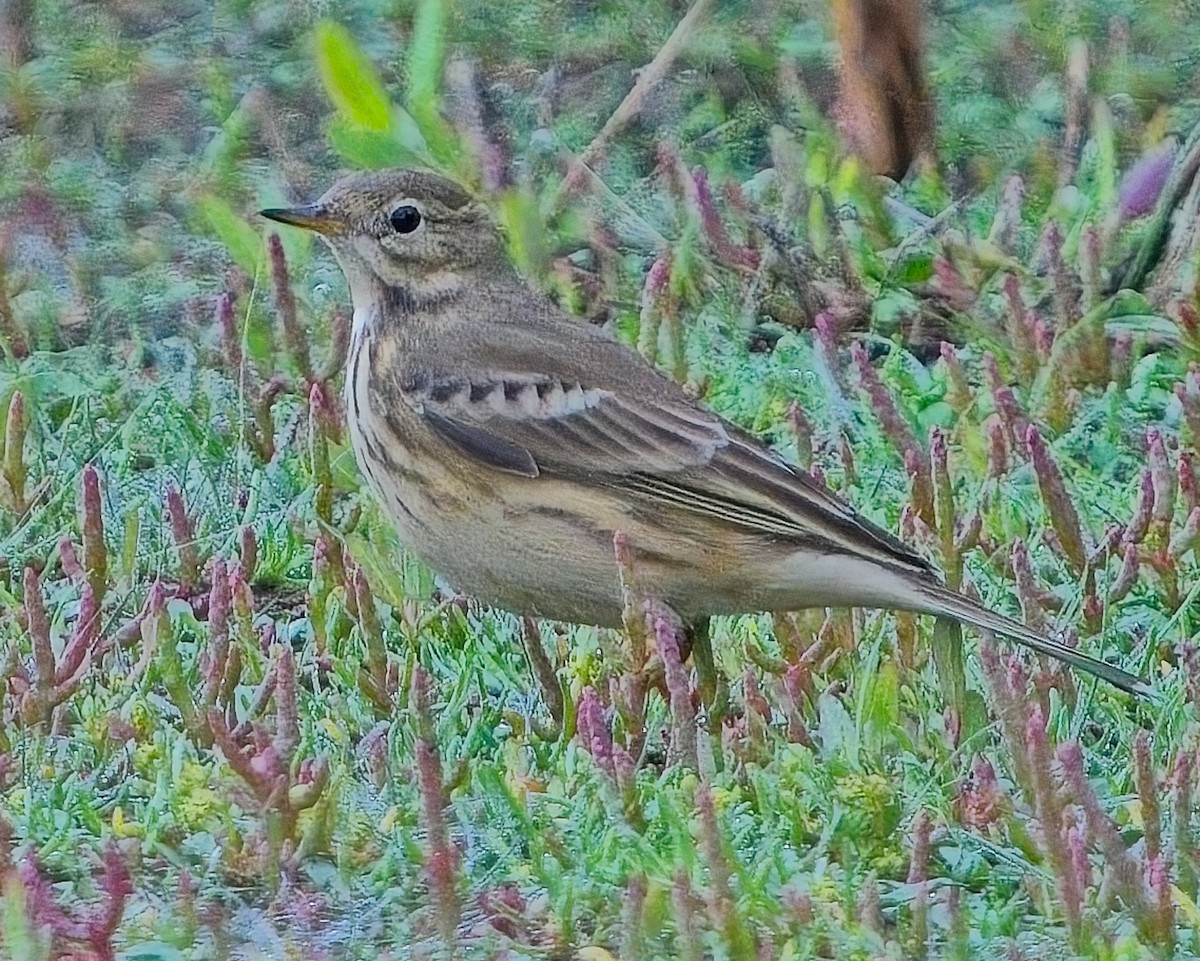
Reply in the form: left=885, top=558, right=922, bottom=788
left=383, top=270, right=467, bottom=313
left=348, top=277, right=466, bottom=342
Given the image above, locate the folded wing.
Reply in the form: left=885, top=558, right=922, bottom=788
left=384, top=320, right=933, bottom=575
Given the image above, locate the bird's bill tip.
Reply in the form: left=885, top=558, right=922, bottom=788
left=259, top=204, right=340, bottom=235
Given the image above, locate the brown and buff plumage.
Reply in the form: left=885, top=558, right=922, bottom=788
left=262, top=169, right=1149, bottom=697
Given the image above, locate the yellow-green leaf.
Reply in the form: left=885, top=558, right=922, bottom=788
left=326, top=107, right=437, bottom=171
left=408, top=0, right=447, bottom=110
left=406, top=0, right=466, bottom=170
left=327, top=118, right=403, bottom=170
left=197, top=195, right=262, bottom=276
left=314, top=20, right=390, bottom=132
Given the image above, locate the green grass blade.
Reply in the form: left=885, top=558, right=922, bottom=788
left=314, top=20, right=391, bottom=132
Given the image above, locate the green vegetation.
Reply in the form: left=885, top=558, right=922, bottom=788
left=2, top=0, right=1200, bottom=956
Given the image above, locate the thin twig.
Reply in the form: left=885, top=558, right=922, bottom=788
left=555, top=0, right=715, bottom=204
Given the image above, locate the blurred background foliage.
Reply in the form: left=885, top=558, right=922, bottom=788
left=2, top=0, right=1198, bottom=350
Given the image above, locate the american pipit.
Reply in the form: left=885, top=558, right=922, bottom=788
left=262, top=169, right=1148, bottom=696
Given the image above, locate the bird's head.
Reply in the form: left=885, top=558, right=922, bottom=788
left=261, top=169, right=505, bottom=307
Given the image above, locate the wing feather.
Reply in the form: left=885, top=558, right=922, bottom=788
left=384, top=318, right=929, bottom=572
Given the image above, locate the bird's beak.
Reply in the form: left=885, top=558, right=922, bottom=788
left=259, top=204, right=341, bottom=236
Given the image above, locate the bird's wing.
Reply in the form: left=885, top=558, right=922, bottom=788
left=407, top=370, right=726, bottom=476
left=387, top=319, right=932, bottom=573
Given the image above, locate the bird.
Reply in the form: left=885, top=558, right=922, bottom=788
left=261, top=168, right=1149, bottom=698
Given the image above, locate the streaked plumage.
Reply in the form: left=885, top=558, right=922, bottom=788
left=261, top=169, right=1149, bottom=697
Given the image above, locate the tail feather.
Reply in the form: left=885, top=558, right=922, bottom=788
left=916, top=582, right=1153, bottom=698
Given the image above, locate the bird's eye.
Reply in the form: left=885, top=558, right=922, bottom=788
left=389, top=205, right=422, bottom=234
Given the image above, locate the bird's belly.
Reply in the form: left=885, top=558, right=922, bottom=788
left=410, top=483, right=634, bottom=627
left=366, top=472, right=775, bottom=627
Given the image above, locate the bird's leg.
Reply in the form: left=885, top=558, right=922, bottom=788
left=696, top=614, right=729, bottom=729
left=646, top=605, right=726, bottom=724
left=520, top=617, right=565, bottom=737
left=686, top=618, right=716, bottom=709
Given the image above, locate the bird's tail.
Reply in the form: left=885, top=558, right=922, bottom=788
left=914, top=581, right=1153, bottom=698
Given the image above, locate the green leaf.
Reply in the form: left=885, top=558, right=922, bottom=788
left=243, top=305, right=276, bottom=371
left=861, top=658, right=901, bottom=754
left=917, top=400, right=955, bottom=432
left=817, top=691, right=858, bottom=764
left=196, top=195, right=262, bottom=276
left=198, top=91, right=255, bottom=186
left=1092, top=99, right=1117, bottom=215
left=409, top=0, right=447, bottom=112
left=3, top=882, right=51, bottom=961
left=895, top=251, right=934, bottom=284
left=1106, top=314, right=1178, bottom=339
left=314, top=20, right=391, bottom=132
left=392, top=106, right=435, bottom=161
left=495, top=187, right=549, bottom=277
left=931, top=618, right=978, bottom=744
left=326, top=105, right=437, bottom=170
left=326, top=118, right=403, bottom=170
left=406, top=0, right=463, bottom=170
